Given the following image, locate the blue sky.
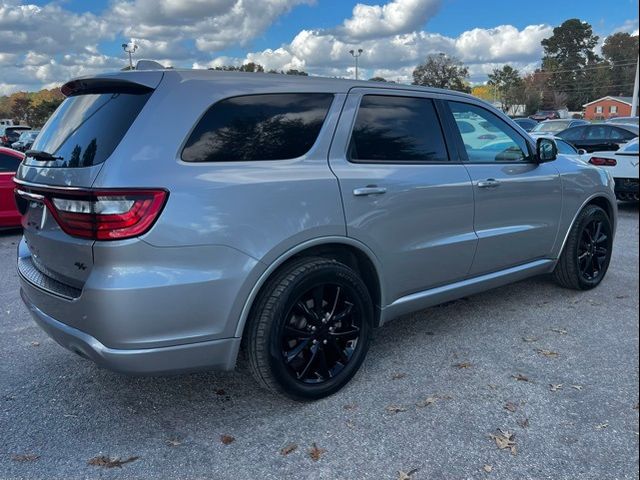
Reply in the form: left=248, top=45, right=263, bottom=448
left=1, top=0, right=638, bottom=94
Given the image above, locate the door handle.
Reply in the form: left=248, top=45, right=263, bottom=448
left=353, top=185, right=387, bottom=196
left=477, top=178, right=501, bottom=188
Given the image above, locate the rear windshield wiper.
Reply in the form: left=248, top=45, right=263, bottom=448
left=25, top=150, right=63, bottom=161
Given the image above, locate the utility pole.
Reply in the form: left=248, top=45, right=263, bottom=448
left=632, top=55, right=639, bottom=117
left=122, top=41, right=138, bottom=70
left=349, top=49, right=363, bottom=80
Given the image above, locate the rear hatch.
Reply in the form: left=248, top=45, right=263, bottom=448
left=15, top=72, right=163, bottom=291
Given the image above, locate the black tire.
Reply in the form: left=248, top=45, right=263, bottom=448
left=246, top=257, right=373, bottom=401
left=553, top=205, right=613, bottom=290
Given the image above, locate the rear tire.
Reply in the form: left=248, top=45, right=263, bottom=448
left=553, top=205, right=613, bottom=290
left=246, top=257, right=373, bottom=401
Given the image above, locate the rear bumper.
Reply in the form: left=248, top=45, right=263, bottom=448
left=21, top=288, right=242, bottom=374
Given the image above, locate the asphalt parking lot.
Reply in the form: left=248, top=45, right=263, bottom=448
left=1, top=204, right=638, bottom=480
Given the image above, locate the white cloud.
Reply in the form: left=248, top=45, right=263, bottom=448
left=336, top=0, right=441, bottom=40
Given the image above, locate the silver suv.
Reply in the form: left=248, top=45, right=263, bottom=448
left=15, top=69, right=617, bottom=400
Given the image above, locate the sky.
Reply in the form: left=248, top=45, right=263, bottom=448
left=0, top=0, right=638, bottom=95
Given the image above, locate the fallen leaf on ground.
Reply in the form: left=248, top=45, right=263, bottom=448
left=343, top=404, right=357, bottom=410
left=504, top=402, right=518, bottom=413
left=88, top=456, right=139, bottom=468
left=280, top=444, right=297, bottom=456
left=483, top=464, right=493, bottom=473
left=487, top=384, right=498, bottom=390
left=308, top=443, right=326, bottom=462
left=595, top=423, right=609, bottom=430
left=490, top=429, right=517, bottom=455
left=392, top=373, right=407, bottom=380
left=522, top=336, right=539, bottom=343
left=551, top=328, right=568, bottom=335
left=30, top=341, right=40, bottom=347
left=512, top=374, right=529, bottom=382
left=345, top=419, right=355, bottom=428
left=453, top=362, right=472, bottom=369
left=166, top=439, right=182, bottom=447
left=550, top=384, right=563, bottom=392
left=517, top=418, right=529, bottom=428
left=386, top=405, right=407, bottom=414
left=398, top=469, right=418, bottom=479
left=220, top=434, right=235, bottom=445
left=536, top=349, right=559, bottom=358
left=11, top=454, right=39, bottom=462
left=416, top=396, right=437, bottom=407
left=571, top=385, right=583, bottom=391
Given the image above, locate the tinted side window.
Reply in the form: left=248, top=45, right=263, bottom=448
left=0, top=153, right=21, bottom=172
left=559, top=127, right=585, bottom=141
left=610, top=127, right=636, bottom=141
left=182, top=93, right=334, bottom=162
left=556, top=140, right=577, bottom=155
left=585, top=125, right=607, bottom=139
left=349, top=95, right=448, bottom=163
left=449, top=102, right=530, bottom=163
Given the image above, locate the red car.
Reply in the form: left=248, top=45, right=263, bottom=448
left=0, top=147, right=24, bottom=229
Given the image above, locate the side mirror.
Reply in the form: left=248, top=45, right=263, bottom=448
left=536, top=137, right=557, bottom=163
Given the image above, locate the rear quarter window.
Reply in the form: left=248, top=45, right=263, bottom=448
left=181, top=93, right=334, bottom=162
left=0, top=153, right=21, bottom=172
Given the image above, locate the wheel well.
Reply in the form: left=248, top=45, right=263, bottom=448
left=250, top=243, right=383, bottom=329
left=586, top=196, right=614, bottom=221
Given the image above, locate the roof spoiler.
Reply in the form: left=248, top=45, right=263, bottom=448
left=60, top=77, right=156, bottom=97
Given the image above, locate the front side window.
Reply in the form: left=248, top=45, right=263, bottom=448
left=585, top=126, right=607, bottom=139
left=349, top=95, right=448, bottom=163
left=555, top=140, right=577, bottom=155
left=449, top=102, right=530, bottom=163
left=558, top=126, right=585, bottom=141
left=182, top=93, right=334, bottom=162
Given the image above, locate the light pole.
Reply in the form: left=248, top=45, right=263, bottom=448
left=122, top=41, right=138, bottom=70
left=349, top=48, right=363, bottom=80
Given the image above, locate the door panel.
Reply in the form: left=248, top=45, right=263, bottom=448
left=445, top=100, right=562, bottom=275
left=329, top=90, right=476, bottom=304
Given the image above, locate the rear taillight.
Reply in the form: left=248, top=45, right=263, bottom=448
left=0, top=135, right=7, bottom=143
left=589, top=157, right=617, bottom=167
left=14, top=185, right=168, bottom=240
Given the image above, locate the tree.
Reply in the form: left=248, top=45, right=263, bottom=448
left=487, top=65, right=524, bottom=113
left=412, top=53, right=471, bottom=93
left=541, top=19, right=600, bottom=109
left=602, top=32, right=639, bottom=96
left=471, top=85, right=493, bottom=101
left=368, top=76, right=388, bottom=82
left=9, top=93, right=32, bottom=124
left=238, top=62, right=264, bottom=73
left=285, top=69, right=308, bottom=76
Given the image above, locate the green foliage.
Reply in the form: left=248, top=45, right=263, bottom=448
left=602, top=32, right=639, bottom=96
left=487, top=65, right=524, bottom=113
left=0, top=88, right=64, bottom=127
left=368, top=76, right=388, bottom=82
left=412, top=53, right=471, bottom=93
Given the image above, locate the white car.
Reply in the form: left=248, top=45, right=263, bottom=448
left=586, top=138, right=639, bottom=201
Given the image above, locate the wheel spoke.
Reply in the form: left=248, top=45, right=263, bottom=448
left=316, top=348, right=332, bottom=379
left=595, top=247, right=608, bottom=257
left=284, top=325, right=312, bottom=339
left=312, top=285, right=325, bottom=316
left=595, top=233, right=608, bottom=244
left=332, top=302, right=354, bottom=323
left=328, top=338, right=349, bottom=364
left=285, top=338, right=311, bottom=364
left=330, top=327, right=359, bottom=341
left=295, top=300, right=319, bottom=324
left=297, top=345, right=319, bottom=379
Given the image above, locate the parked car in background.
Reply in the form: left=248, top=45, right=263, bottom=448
left=530, top=119, right=589, bottom=137
left=0, top=119, right=15, bottom=126
left=512, top=117, right=538, bottom=132
left=11, top=130, right=40, bottom=152
left=556, top=123, right=638, bottom=153
left=529, top=109, right=569, bottom=121
left=0, top=125, right=31, bottom=147
left=14, top=70, right=617, bottom=400
left=606, top=116, right=639, bottom=126
left=0, top=147, right=24, bottom=229
left=585, top=138, right=639, bottom=201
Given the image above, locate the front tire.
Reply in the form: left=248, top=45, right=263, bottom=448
left=553, top=205, right=613, bottom=290
left=246, top=257, right=373, bottom=400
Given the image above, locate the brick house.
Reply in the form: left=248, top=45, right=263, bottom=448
left=582, top=96, right=633, bottom=120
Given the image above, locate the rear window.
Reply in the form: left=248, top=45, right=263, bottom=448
left=349, top=95, right=448, bottom=163
left=181, top=93, right=334, bottom=162
left=26, top=91, right=151, bottom=168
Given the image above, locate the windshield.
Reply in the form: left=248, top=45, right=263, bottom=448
left=27, top=91, right=151, bottom=168
left=532, top=121, right=570, bottom=133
